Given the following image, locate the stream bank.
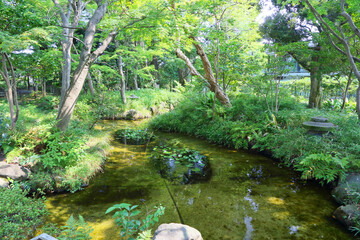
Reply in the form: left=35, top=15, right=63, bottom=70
left=44, top=120, right=354, bottom=239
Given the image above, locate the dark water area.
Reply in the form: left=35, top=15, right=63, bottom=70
left=45, top=120, right=355, bottom=239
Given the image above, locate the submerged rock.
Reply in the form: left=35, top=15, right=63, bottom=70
left=332, top=173, right=360, bottom=205
left=333, top=204, right=360, bottom=229
left=150, top=145, right=211, bottom=184
left=0, top=162, right=30, bottom=180
left=153, top=223, right=203, bottom=240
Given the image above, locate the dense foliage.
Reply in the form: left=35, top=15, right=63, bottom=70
left=0, top=185, right=48, bottom=239
left=106, top=203, right=165, bottom=240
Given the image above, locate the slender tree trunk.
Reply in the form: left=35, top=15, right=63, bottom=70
left=308, top=66, right=322, bottom=108
left=56, top=0, right=117, bottom=131
left=175, top=39, right=231, bottom=107
left=115, top=41, right=126, bottom=104
left=42, top=79, right=47, bottom=96
left=356, top=85, right=360, bottom=118
left=60, top=42, right=71, bottom=101
left=133, top=64, right=139, bottom=90
left=87, top=72, right=95, bottom=95
left=341, top=70, right=352, bottom=111
left=0, top=53, right=18, bottom=128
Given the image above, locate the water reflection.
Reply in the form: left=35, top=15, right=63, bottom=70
left=243, top=216, right=254, bottom=240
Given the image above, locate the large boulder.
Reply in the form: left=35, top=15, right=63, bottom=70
left=0, top=162, right=30, bottom=180
left=30, top=233, right=58, bottom=240
left=332, top=173, right=360, bottom=205
left=333, top=204, right=360, bottom=229
left=153, top=223, right=203, bottom=240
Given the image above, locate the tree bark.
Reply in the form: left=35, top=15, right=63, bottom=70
left=56, top=0, right=117, bottom=131
left=42, top=79, right=47, bottom=96
left=341, top=70, right=352, bottom=111
left=53, top=0, right=86, bottom=106
left=308, top=67, right=322, bottom=108
left=87, top=72, right=95, bottom=95
left=175, top=39, right=231, bottom=107
left=0, top=53, right=18, bottom=128
left=133, top=63, right=139, bottom=90
left=115, top=41, right=126, bottom=104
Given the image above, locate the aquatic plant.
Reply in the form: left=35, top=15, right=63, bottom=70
left=114, top=128, right=154, bottom=145
left=106, top=203, right=165, bottom=240
left=150, top=145, right=211, bottom=184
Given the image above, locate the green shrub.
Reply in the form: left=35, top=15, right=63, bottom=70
left=0, top=185, right=48, bottom=240
left=58, top=215, right=93, bottom=240
left=106, top=203, right=165, bottom=240
left=40, top=130, right=85, bottom=169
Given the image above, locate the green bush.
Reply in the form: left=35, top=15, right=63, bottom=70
left=0, top=185, right=48, bottom=240
left=106, top=203, right=165, bottom=240
left=58, top=215, right=93, bottom=240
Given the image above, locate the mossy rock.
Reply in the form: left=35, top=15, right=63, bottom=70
left=114, top=129, right=154, bottom=145
left=333, top=204, right=360, bottom=230
left=150, top=145, right=211, bottom=184
left=332, top=173, right=360, bottom=205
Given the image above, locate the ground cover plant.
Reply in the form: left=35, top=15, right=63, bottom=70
left=0, top=96, right=111, bottom=193
left=0, top=185, right=48, bottom=240
left=150, top=144, right=211, bottom=184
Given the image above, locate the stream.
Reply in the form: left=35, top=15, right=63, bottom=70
left=45, top=120, right=354, bottom=240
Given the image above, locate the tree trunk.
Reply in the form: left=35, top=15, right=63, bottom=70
left=60, top=42, right=71, bottom=101
left=42, top=79, right=47, bottom=96
left=133, top=64, right=139, bottom=90
left=115, top=41, right=126, bottom=104
left=0, top=53, right=18, bottom=128
left=56, top=0, right=117, bottom=131
left=341, top=70, right=352, bottom=111
left=357, top=85, right=360, bottom=118
left=308, top=64, right=322, bottom=108
left=87, top=72, right=95, bottom=95
left=175, top=38, right=231, bottom=107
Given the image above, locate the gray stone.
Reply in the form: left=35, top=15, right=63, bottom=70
left=30, top=233, right=58, bottom=240
left=302, top=121, right=338, bottom=132
left=333, top=204, right=360, bottom=229
left=311, top=116, right=328, bottom=122
left=153, top=223, right=203, bottom=240
left=0, top=162, right=30, bottom=180
left=332, top=173, right=360, bottom=205
left=0, top=177, right=9, bottom=188
left=129, top=94, right=139, bottom=99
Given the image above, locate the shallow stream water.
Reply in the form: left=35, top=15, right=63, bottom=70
left=45, top=120, right=354, bottom=240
